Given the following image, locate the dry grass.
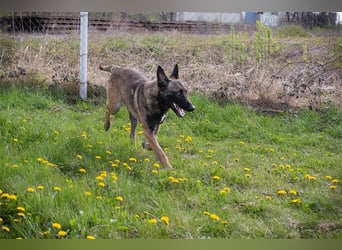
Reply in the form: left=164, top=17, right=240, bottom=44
left=1, top=28, right=341, bottom=111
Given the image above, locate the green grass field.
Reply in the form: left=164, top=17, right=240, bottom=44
left=0, top=86, right=341, bottom=239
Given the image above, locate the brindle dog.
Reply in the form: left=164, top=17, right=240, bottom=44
left=99, top=64, right=195, bottom=169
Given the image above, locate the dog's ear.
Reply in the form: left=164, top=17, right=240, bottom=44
left=170, top=64, right=179, bottom=79
left=157, top=66, right=169, bottom=88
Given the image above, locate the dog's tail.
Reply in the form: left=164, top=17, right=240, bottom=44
left=99, top=63, right=121, bottom=73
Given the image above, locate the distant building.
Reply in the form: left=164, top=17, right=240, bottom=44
left=175, top=12, right=244, bottom=24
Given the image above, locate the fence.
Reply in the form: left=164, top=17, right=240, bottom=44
left=0, top=13, right=255, bottom=35
left=0, top=12, right=340, bottom=35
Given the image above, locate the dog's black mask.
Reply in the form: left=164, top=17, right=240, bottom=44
left=157, top=65, right=195, bottom=117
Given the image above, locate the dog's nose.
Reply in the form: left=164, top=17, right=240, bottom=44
left=188, top=104, right=195, bottom=112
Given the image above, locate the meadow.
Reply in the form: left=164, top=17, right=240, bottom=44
left=0, top=85, right=341, bottom=239
left=0, top=23, right=342, bottom=239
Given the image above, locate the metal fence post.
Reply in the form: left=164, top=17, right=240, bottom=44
left=80, top=12, right=88, bottom=99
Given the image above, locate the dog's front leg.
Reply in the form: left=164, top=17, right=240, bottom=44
left=143, top=128, right=173, bottom=169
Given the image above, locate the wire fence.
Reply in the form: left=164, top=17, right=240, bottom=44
left=0, top=12, right=340, bottom=35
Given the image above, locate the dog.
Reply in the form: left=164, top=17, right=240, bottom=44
left=99, top=63, right=195, bottom=169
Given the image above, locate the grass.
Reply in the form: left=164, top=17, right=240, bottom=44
left=0, top=85, right=341, bottom=239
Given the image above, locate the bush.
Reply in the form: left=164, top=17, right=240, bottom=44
left=0, top=35, right=18, bottom=67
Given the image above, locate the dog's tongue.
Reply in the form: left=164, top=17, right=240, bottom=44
left=173, top=103, right=185, bottom=117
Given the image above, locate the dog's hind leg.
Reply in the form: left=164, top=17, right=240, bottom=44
left=129, top=112, right=138, bottom=146
left=104, top=101, right=121, bottom=131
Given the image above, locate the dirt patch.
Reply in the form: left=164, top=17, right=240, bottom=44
left=1, top=31, right=341, bottom=111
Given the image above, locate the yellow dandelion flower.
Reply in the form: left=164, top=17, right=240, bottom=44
left=325, top=175, right=332, bottom=180
left=289, top=190, right=297, bottom=196
left=96, top=176, right=104, bottom=181
left=277, top=189, right=287, bottom=195
left=233, top=157, right=239, bottom=162
left=79, top=168, right=87, bottom=173
left=212, top=161, right=218, bottom=165
left=2, top=226, right=10, bottom=232
left=86, top=235, right=96, bottom=240
left=210, top=213, right=220, bottom=221
left=219, top=187, right=231, bottom=195
left=152, top=169, right=158, bottom=174
left=105, top=150, right=112, bottom=155
left=110, top=173, right=118, bottom=182
left=98, top=182, right=105, bottom=187
left=84, top=191, right=92, bottom=196
left=53, top=186, right=62, bottom=192
left=54, top=130, right=60, bottom=136
left=221, top=220, right=228, bottom=225
left=144, top=158, right=151, bottom=162
left=95, top=155, right=102, bottom=160
left=116, top=196, right=124, bottom=202
left=76, top=154, right=83, bottom=160
left=329, top=185, right=337, bottom=189
left=13, top=138, right=18, bottom=142
left=304, top=174, right=316, bottom=181
left=245, top=174, right=251, bottom=178
left=149, top=218, right=157, bottom=225
left=37, top=185, right=44, bottom=190
left=100, top=171, right=107, bottom=177
left=27, top=187, right=35, bottom=193
left=243, top=167, right=250, bottom=172
left=58, top=230, right=67, bottom=237
left=212, top=175, right=220, bottom=181
left=207, top=149, right=214, bottom=154
left=153, top=162, right=160, bottom=168
left=1, top=193, right=9, bottom=199
left=0, top=218, right=3, bottom=223
left=171, top=178, right=179, bottom=183
left=331, top=179, right=339, bottom=183
left=239, top=141, right=245, bottom=145
left=291, top=198, right=301, bottom=204
left=52, top=223, right=62, bottom=229
left=81, top=131, right=87, bottom=138
left=129, top=157, right=137, bottom=162
left=17, top=212, right=25, bottom=217
left=265, top=195, right=272, bottom=200
left=96, top=196, right=103, bottom=200
left=8, top=194, right=17, bottom=200
left=17, top=207, right=25, bottom=212
left=160, top=216, right=170, bottom=225
left=203, top=211, right=210, bottom=216
left=185, top=136, right=192, bottom=142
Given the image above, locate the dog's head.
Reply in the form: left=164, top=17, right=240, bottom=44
left=157, top=64, right=195, bottom=117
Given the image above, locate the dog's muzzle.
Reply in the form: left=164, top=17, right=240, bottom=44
left=171, top=102, right=195, bottom=117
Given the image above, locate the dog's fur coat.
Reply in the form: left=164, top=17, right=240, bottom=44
left=99, top=64, right=195, bottom=169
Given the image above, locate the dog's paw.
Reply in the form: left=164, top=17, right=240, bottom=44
left=142, top=142, right=153, bottom=151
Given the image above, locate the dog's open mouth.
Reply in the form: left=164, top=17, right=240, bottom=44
left=171, top=102, right=185, bottom=117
